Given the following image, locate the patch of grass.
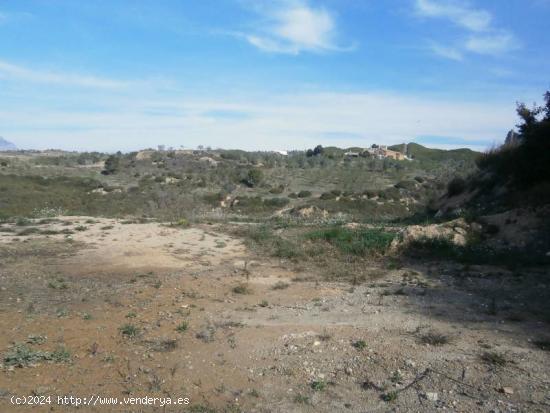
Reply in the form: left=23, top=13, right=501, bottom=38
left=306, top=226, right=395, bottom=256
left=74, top=225, right=88, bottom=231
left=381, top=391, right=398, bottom=402
left=48, top=277, right=68, bottom=290
left=82, top=313, right=92, bottom=320
left=125, top=311, right=137, bottom=318
left=480, top=351, right=507, bottom=366
left=119, top=324, right=140, bottom=338
left=232, top=284, right=252, bottom=295
left=310, top=380, right=326, bottom=391
left=176, top=321, right=188, bottom=333
left=50, top=346, right=71, bottom=363
left=3, top=344, right=50, bottom=367
left=3, top=343, right=71, bottom=367
left=272, top=281, right=290, bottom=290
left=293, top=394, right=310, bottom=404
left=420, top=331, right=450, bottom=346
left=100, top=225, right=114, bottom=230
left=352, top=340, right=367, bottom=350
left=258, top=300, right=269, bottom=307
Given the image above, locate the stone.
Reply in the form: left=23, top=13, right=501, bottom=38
left=499, top=386, right=514, bottom=395
left=425, top=392, right=438, bottom=401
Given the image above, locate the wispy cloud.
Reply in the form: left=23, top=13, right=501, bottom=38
left=239, top=1, right=352, bottom=54
left=0, top=60, right=128, bottom=89
left=415, top=0, right=518, bottom=59
left=465, top=33, right=519, bottom=55
left=415, top=0, right=491, bottom=31
left=0, top=89, right=516, bottom=152
left=429, top=42, right=463, bottom=61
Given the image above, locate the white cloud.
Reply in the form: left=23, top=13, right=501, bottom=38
left=0, top=90, right=517, bottom=152
left=0, top=60, right=128, bottom=89
left=415, top=0, right=518, bottom=58
left=429, top=43, right=463, bottom=61
left=240, top=1, right=351, bottom=54
left=465, top=33, right=519, bottom=55
left=415, top=0, right=492, bottom=32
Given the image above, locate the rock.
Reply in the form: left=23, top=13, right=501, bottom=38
left=425, top=392, right=438, bottom=401
left=499, top=386, right=514, bottom=395
left=404, top=359, right=416, bottom=368
left=390, top=218, right=471, bottom=251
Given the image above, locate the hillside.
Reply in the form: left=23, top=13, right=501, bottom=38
left=389, top=142, right=480, bottom=162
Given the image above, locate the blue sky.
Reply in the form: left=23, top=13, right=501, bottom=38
left=0, top=0, right=549, bottom=152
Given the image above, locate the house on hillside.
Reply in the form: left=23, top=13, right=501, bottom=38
left=365, top=144, right=408, bottom=160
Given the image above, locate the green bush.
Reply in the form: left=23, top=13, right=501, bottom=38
left=447, top=177, right=467, bottom=197
left=306, top=226, right=395, bottom=256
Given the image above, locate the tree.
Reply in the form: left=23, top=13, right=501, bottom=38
left=313, top=145, right=324, bottom=156
left=102, top=155, right=119, bottom=175
left=242, top=168, right=263, bottom=187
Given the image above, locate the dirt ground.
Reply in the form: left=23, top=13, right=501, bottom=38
left=0, top=217, right=549, bottom=412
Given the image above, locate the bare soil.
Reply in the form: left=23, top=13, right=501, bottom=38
left=0, top=218, right=549, bottom=412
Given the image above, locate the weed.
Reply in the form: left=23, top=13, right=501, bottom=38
left=306, top=226, right=395, bottom=256
left=420, top=331, right=450, bottom=346
left=48, top=278, right=68, bottom=290
left=272, top=281, right=290, bottom=290
left=176, top=322, right=189, bottom=333
left=119, top=324, right=140, bottom=338
left=258, top=300, right=269, bottom=307
left=232, top=284, right=252, bottom=295
left=293, top=394, right=310, bottom=404
left=100, top=225, right=114, bottom=230
left=353, top=340, right=367, bottom=350
left=480, top=351, right=507, bottom=366
left=310, top=380, right=326, bottom=391
left=82, top=313, right=92, bottom=320
left=381, top=391, right=398, bottom=402
left=50, top=346, right=71, bottom=363
left=3, top=344, right=51, bottom=367
left=390, top=370, right=403, bottom=383
left=74, top=225, right=88, bottom=231
left=125, top=311, right=137, bottom=318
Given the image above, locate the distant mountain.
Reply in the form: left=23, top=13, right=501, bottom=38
left=0, top=137, right=17, bottom=151
left=389, top=142, right=480, bottom=162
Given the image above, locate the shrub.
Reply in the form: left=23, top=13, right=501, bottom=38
left=297, top=190, right=312, bottom=198
left=352, top=340, right=367, bottom=350
left=310, top=380, right=326, bottom=391
left=447, top=177, right=467, bottom=197
left=242, top=168, right=263, bottom=187
left=306, top=227, right=395, bottom=256
left=232, top=284, right=252, bottom=294
left=176, top=322, right=188, bottom=333
left=420, top=331, right=450, bottom=346
left=119, top=324, right=140, bottom=338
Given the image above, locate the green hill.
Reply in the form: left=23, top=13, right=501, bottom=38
left=389, top=142, right=480, bottom=162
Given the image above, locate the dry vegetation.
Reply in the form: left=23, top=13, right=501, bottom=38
left=0, top=135, right=549, bottom=412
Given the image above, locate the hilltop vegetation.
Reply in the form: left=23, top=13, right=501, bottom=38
left=0, top=143, right=478, bottom=223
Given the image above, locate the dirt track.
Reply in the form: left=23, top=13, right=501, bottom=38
left=0, top=218, right=549, bottom=412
